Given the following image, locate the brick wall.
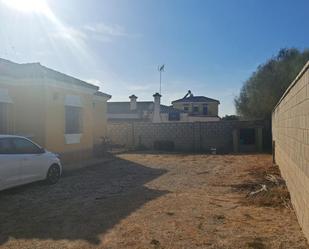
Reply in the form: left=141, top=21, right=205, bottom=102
left=272, top=61, right=309, bottom=240
left=108, top=120, right=266, bottom=153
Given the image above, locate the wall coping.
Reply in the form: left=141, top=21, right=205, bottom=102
left=273, top=61, right=309, bottom=112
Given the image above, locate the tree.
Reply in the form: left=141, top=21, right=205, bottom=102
left=235, top=48, right=309, bottom=119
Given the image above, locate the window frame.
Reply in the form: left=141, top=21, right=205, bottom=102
left=193, top=105, right=199, bottom=113
left=65, top=105, right=83, bottom=135
left=183, top=105, right=189, bottom=111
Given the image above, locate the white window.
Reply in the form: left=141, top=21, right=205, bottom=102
left=64, top=95, right=83, bottom=144
left=65, top=106, right=83, bottom=134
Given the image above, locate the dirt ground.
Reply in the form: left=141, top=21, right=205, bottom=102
left=0, top=153, right=308, bottom=249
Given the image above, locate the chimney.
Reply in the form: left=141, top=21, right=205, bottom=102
left=129, top=94, right=137, bottom=110
left=152, top=92, right=162, bottom=123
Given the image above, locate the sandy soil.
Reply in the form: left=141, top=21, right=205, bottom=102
left=0, top=153, right=308, bottom=249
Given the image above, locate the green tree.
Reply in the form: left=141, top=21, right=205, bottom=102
left=235, top=48, right=309, bottom=119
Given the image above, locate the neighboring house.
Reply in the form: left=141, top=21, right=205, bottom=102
left=108, top=93, right=187, bottom=123
left=0, top=58, right=111, bottom=163
left=107, top=91, right=220, bottom=123
left=172, top=90, right=220, bottom=122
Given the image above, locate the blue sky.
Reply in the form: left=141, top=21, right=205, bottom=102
left=0, top=0, right=308, bottom=115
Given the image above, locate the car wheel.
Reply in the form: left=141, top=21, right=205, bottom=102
left=46, top=164, right=60, bottom=184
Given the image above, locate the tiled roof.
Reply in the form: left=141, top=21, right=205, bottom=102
left=0, top=58, right=99, bottom=90
left=172, top=95, right=220, bottom=104
left=95, top=91, right=112, bottom=99
left=107, top=101, right=184, bottom=114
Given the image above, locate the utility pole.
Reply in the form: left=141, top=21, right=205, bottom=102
left=158, top=64, right=165, bottom=94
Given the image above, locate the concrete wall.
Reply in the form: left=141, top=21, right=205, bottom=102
left=187, top=116, right=220, bottom=122
left=108, top=112, right=219, bottom=123
left=272, top=61, right=309, bottom=240
left=158, top=113, right=220, bottom=122
left=108, top=120, right=266, bottom=153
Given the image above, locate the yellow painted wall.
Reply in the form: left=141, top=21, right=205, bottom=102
left=0, top=78, right=46, bottom=145
left=44, top=82, right=95, bottom=157
left=0, top=77, right=109, bottom=164
left=93, top=98, right=108, bottom=145
left=173, top=102, right=219, bottom=116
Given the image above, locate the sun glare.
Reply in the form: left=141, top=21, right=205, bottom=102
left=1, top=0, right=50, bottom=15
left=1, top=0, right=95, bottom=68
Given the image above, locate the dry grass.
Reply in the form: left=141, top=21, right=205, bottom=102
left=0, top=153, right=308, bottom=249
left=231, top=163, right=291, bottom=208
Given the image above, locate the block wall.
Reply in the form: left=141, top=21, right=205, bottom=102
left=108, top=120, right=266, bottom=153
left=272, top=62, right=309, bottom=240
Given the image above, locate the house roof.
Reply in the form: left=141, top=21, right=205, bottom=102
left=0, top=58, right=99, bottom=90
left=95, top=91, right=112, bottom=99
left=172, top=95, right=220, bottom=104
left=107, top=101, right=185, bottom=114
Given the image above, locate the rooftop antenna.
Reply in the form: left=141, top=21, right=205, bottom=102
left=158, top=64, right=165, bottom=94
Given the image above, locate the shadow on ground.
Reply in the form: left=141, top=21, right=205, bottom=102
left=0, top=156, right=168, bottom=245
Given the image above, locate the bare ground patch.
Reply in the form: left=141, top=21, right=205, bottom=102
left=0, top=153, right=308, bottom=249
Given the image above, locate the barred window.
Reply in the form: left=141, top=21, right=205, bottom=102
left=65, top=106, right=82, bottom=134
left=193, top=105, right=199, bottom=113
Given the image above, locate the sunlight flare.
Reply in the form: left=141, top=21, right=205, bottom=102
left=1, top=0, right=51, bottom=15
left=1, top=0, right=95, bottom=67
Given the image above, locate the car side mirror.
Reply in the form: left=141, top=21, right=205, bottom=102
left=38, top=148, right=46, bottom=154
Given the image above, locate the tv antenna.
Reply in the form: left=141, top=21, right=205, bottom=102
left=158, top=64, right=165, bottom=94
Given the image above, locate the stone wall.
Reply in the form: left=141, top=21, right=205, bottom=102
left=108, top=120, right=266, bottom=153
left=272, top=61, right=309, bottom=240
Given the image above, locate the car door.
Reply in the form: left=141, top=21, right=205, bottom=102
left=12, top=138, right=47, bottom=184
left=0, top=138, right=22, bottom=190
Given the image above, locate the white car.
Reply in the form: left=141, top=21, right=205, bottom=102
left=0, top=135, right=62, bottom=191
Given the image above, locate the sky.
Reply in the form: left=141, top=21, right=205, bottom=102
left=0, top=0, right=308, bottom=116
